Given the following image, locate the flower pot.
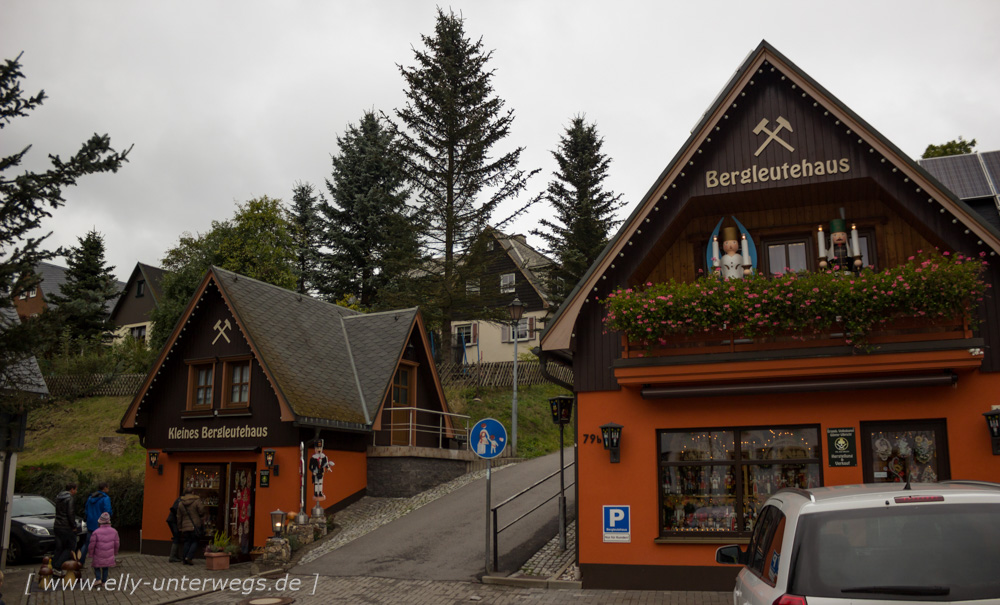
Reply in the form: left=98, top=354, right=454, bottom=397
left=204, top=551, right=230, bottom=570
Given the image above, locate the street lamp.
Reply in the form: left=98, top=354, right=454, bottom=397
left=508, top=297, right=524, bottom=457
left=549, top=395, right=573, bottom=550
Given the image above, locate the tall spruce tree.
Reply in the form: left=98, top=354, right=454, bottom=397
left=532, top=116, right=623, bottom=307
left=289, top=182, right=324, bottom=295
left=48, top=229, right=121, bottom=345
left=322, top=111, right=417, bottom=308
left=0, top=54, right=129, bottom=405
left=394, top=9, right=537, bottom=357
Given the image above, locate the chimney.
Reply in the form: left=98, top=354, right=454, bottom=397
left=512, top=234, right=527, bottom=245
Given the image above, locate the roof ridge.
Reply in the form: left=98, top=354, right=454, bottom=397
left=211, top=266, right=363, bottom=316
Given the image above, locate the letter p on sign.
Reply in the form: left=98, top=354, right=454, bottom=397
left=603, top=505, right=631, bottom=543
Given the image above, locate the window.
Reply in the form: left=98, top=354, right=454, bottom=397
left=487, top=241, right=494, bottom=251
left=136, top=280, right=145, bottom=297
left=466, top=279, right=480, bottom=295
left=657, top=425, right=821, bottom=537
left=747, top=505, right=786, bottom=585
left=28, top=288, right=35, bottom=298
left=454, top=323, right=477, bottom=346
left=129, top=325, right=146, bottom=341
left=502, top=317, right=535, bottom=342
left=763, top=236, right=811, bottom=275
left=500, top=273, right=515, bottom=293
left=18, top=292, right=26, bottom=300
left=860, top=419, right=949, bottom=483
left=187, top=363, right=214, bottom=411
left=223, top=360, right=251, bottom=408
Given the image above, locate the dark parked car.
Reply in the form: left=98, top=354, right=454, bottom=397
left=6, top=494, right=85, bottom=565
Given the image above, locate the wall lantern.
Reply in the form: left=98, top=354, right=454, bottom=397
left=549, top=396, right=573, bottom=426
left=600, top=422, right=623, bottom=463
left=984, top=410, right=1000, bottom=455
left=148, top=450, right=163, bottom=475
left=264, top=448, right=279, bottom=476
left=270, top=508, right=286, bottom=538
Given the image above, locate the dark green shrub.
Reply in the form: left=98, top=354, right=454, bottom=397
left=15, top=463, right=143, bottom=529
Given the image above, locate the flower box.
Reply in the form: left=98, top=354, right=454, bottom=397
left=204, top=551, right=230, bottom=570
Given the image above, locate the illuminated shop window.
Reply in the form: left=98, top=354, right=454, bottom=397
left=657, top=425, right=821, bottom=537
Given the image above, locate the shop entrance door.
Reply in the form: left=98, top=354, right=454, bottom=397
left=228, top=463, right=256, bottom=554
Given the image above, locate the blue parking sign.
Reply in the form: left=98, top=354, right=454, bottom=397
left=603, top=505, right=630, bottom=543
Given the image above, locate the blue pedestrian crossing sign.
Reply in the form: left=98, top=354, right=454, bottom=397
left=603, top=505, right=631, bottom=543
left=471, top=418, right=507, bottom=459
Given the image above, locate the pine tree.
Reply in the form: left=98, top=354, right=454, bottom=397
left=532, top=116, right=624, bottom=307
left=322, top=111, right=418, bottom=308
left=48, top=229, right=121, bottom=345
left=289, top=182, right=324, bottom=295
left=0, top=54, right=130, bottom=404
left=394, top=9, right=537, bottom=356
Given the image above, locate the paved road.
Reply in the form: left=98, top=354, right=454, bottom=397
left=294, top=449, right=576, bottom=581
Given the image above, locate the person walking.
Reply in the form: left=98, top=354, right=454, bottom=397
left=175, top=488, right=206, bottom=565
left=166, top=495, right=183, bottom=562
left=80, top=482, right=112, bottom=567
left=88, top=512, right=119, bottom=588
left=52, top=483, right=78, bottom=575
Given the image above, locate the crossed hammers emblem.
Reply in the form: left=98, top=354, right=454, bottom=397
left=753, top=116, right=795, bottom=157
left=212, top=319, right=232, bottom=345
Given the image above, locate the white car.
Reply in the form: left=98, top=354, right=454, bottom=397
left=716, top=482, right=1000, bottom=604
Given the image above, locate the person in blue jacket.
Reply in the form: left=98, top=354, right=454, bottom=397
left=79, top=482, right=112, bottom=567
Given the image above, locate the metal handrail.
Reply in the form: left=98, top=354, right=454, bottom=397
left=490, top=461, right=575, bottom=571
left=375, top=407, right=470, bottom=448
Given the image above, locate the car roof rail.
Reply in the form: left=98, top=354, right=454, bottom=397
left=938, top=480, right=1000, bottom=490
left=775, top=487, right=815, bottom=502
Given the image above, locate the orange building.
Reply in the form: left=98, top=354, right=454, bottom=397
left=539, top=41, right=1000, bottom=590
left=120, top=267, right=454, bottom=555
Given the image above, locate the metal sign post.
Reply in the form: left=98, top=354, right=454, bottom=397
left=471, top=418, right=507, bottom=574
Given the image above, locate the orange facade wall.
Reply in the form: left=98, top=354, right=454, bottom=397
left=141, top=447, right=367, bottom=548
left=575, top=369, right=1000, bottom=569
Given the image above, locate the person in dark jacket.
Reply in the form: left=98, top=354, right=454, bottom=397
left=175, top=488, right=206, bottom=565
left=79, top=482, right=112, bottom=567
left=166, top=496, right=183, bottom=562
left=52, top=483, right=78, bottom=573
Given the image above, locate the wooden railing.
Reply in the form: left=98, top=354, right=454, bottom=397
left=621, top=315, right=973, bottom=359
left=44, top=373, right=146, bottom=398
left=436, top=361, right=573, bottom=388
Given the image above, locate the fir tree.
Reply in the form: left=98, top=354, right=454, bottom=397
left=393, top=9, right=537, bottom=356
left=322, top=111, right=418, bottom=308
left=48, top=229, right=121, bottom=345
left=289, top=182, right=324, bottom=295
left=532, top=116, right=623, bottom=307
left=0, top=53, right=130, bottom=405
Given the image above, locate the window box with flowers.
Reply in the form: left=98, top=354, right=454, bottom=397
left=604, top=251, right=989, bottom=357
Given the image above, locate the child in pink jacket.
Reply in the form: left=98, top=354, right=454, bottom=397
left=88, top=512, right=119, bottom=586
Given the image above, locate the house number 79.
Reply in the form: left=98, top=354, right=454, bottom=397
left=583, top=433, right=600, bottom=444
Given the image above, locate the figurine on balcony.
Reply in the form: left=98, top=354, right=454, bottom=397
left=819, top=218, right=862, bottom=273
left=708, top=217, right=756, bottom=279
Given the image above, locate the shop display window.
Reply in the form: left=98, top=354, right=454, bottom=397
left=181, top=464, right=225, bottom=538
left=658, top=425, right=820, bottom=538
left=860, top=419, right=950, bottom=484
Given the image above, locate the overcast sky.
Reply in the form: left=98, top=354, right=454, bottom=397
left=3, top=1, right=999, bottom=281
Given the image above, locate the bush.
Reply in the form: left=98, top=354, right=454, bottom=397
left=15, top=463, right=144, bottom=529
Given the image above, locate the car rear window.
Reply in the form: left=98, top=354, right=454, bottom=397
left=788, top=503, right=1000, bottom=601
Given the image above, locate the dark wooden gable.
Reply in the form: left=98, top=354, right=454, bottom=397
left=110, top=263, right=158, bottom=326
left=123, top=278, right=298, bottom=449
left=544, top=41, right=1000, bottom=391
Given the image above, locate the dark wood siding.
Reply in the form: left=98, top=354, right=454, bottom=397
left=113, top=266, right=158, bottom=326
left=571, top=69, right=1000, bottom=391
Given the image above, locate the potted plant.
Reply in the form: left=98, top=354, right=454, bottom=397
left=205, top=531, right=236, bottom=570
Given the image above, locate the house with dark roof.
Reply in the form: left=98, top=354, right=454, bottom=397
left=538, top=41, right=1000, bottom=590
left=451, top=229, right=556, bottom=363
left=13, top=261, right=125, bottom=324
left=109, top=262, right=168, bottom=343
left=119, top=266, right=462, bottom=555
left=918, top=150, right=1000, bottom=232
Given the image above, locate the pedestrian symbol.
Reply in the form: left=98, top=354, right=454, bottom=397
left=471, top=418, right=507, bottom=460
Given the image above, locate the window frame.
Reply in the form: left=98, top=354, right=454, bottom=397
left=761, top=234, right=813, bottom=276
left=136, top=280, right=145, bottom=298
left=656, top=424, right=822, bottom=540
left=500, top=272, right=516, bottom=294
left=222, top=357, right=252, bottom=409
left=502, top=317, right=535, bottom=342
left=186, top=361, right=215, bottom=412
left=454, top=323, right=477, bottom=346
left=129, top=325, right=147, bottom=341
left=860, top=418, right=950, bottom=484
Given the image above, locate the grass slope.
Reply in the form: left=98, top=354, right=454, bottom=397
left=20, top=382, right=574, bottom=473
left=21, top=396, right=145, bottom=475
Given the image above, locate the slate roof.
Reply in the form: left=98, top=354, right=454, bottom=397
left=32, top=261, right=125, bottom=313
left=918, top=151, right=1000, bottom=228
left=0, top=308, right=49, bottom=396
left=138, top=263, right=167, bottom=302
left=212, top=267, right=420, bottom=428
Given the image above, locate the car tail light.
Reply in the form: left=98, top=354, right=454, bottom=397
left=894, top=495, right=944, bottom=503
left=772, top=596, right=807, bottom=605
